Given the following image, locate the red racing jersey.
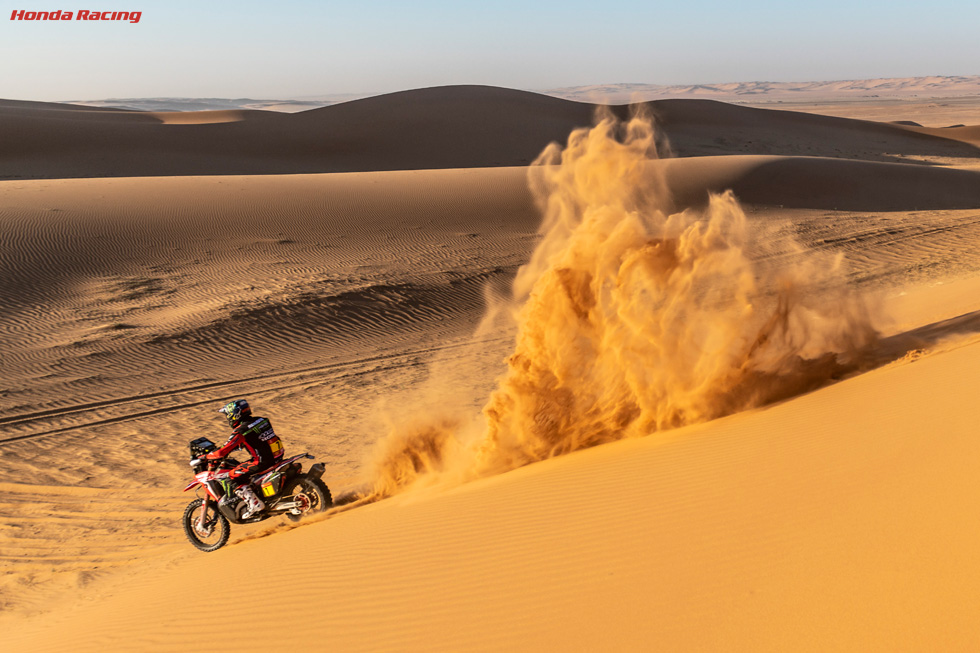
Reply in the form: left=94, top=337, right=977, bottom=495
left=206, top=416, right=284, bottom=466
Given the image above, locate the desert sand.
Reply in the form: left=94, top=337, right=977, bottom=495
left=548, top=75, right=980, bottom=125
left=2, top=84, right=980, bottom=650
left=549, top=75, right=980, bottom=101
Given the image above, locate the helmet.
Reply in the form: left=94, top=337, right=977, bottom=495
left=218, top=399, right=252, bottom=428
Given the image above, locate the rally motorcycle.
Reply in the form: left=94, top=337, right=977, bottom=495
left=181, top=436, right=332, bottom=552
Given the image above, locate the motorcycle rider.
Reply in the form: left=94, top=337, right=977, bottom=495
left=205, top=399, right=285, bottom=518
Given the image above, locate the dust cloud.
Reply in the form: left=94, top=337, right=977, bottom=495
left=365, top=109, right=879, bottom=498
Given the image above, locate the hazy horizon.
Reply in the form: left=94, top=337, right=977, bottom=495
left=54, top=74, right=980, bottom=103
left=2, top=0, right=978, bottom=102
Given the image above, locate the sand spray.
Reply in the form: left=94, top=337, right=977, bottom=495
left=364, top=108, right=879, bottom=498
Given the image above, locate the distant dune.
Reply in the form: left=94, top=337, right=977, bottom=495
left=546, top=76, right=980, bottom=128
left=0, top=87, right=591, bottom=178
left=66, top=97, right=330, bottom=113
left=62, top=75, right=980, bottom=113
left=2, top=85, right=979, bottom=180
left=547, top=74, right=980, bottom=103
left=662, top=155, right=980, bottom=211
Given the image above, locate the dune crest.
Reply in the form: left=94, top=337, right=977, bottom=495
left=368, top=111, right=879, bottom=496
left=5, top=86, right=979, bottom=180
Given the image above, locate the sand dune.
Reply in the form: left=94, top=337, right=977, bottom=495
left=3, top=158, right=977, bottom=438
left=737, top=97, right=980, bottom=130
left=650, top=98, right=980, bottom=163
left=3, top=86, right=979, bottom=180
left=0, top=99, right=138, bottom=113
left=0, top=87, right=592, bottom=179
left=4, top=85, right=980, bottom=649
left=548, top=75, right=980, bottom=103
left=903, top=123, right=980, bottom=146
left=5, top=326, right=980, bottom=650
left=0, top=101, right=273, bottom=125
left=68, top=98, right=329, bottom=113
left=0, top=169, right=535, bottom=445
left=662, top=155, right=980, bottom=210
left=0, top=482, right=177, bottom=615
left=65, top=75, right=980, bottom=114
left=3, top=156, right=979, bottom=445
left=145, top=110, right=270, bottom=124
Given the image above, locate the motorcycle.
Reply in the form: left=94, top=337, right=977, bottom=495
left=181, top=436, right=332, bottom=552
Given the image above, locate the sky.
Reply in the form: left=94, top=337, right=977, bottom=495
left=1, top=0, right=978, bottom=101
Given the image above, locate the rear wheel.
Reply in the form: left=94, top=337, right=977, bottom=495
left=283, top=476, right=332, bottom=522
left=182, top=498, right=230, bottom=552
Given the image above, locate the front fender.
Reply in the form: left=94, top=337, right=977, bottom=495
left=183, top=480, right=202, bottom=492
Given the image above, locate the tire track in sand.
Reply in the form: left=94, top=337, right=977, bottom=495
left=0, top=334, right=510, bottom=445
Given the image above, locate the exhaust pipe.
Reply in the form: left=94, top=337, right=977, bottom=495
left=306, top=462, right=325, bottom=481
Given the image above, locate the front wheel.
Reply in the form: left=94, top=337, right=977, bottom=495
left=183, top=498, right=230, bottom=552
left=283, top=476, right=332, bottom=522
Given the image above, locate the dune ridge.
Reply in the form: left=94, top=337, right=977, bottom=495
left=2, top=86, right=979, bottom=180
left=548, top=75, right=980, bottom=102
left=662, top=155, right=980, bottom=210
left=59, top=75, right=980, bottom=114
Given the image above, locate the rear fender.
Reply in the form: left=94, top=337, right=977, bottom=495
left=264, top=453, right=313, bottom=480
left=276, top=453, right=312, bottom=471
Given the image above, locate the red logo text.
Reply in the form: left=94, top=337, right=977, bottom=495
left=10, top=10, right=142, bottom=23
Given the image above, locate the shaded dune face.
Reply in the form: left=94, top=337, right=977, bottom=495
left=1, top=86, right=978, bottom=180
left=661, top=155, right=980, bottom=211
left=648, top=98, right=980, bottom=160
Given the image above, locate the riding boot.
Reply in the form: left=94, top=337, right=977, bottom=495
left=236, top=484, right=265, bottom=518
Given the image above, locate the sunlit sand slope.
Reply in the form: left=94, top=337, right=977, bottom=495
left=2, top=159, right=980, bottom=624
left=6, top=333, right=980, bottom=651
